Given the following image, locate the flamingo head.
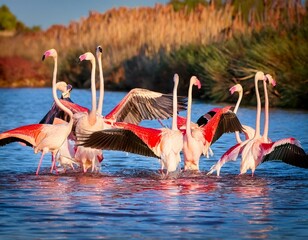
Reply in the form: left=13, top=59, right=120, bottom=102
left=56, top=81, right=72, bottom=98
left=265, top=74, right=277, bottom=87
left=79, top=52, right=95, bottom=62
left=56, top=81, right=68, bottom=92
left=191, top=76, right=201, bottom=89
left=96, top=45, right=103, bottom=55
left=229, top=84, right=242, bottom=95
left=173, top=73, right=179, bottom=85
left=255, top=71, right=266, bottom=82
left=42, top=48, right=57, bottom=61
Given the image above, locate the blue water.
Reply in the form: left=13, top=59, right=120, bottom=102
left=0, top=88, right=308, bottom=239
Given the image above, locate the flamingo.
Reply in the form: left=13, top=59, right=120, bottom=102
left=181, top=76, right=243, bottom=171
left=207, top=71, right=308, bottom=176
left=38, top=81, right=79, bottom=172
left=39, top=81, right=73, bottom=124
left=78, top=74, right=184, bottom=174
left=0, top=49, right=74, bottom=175
left=73, top=51, right=105, bottom=173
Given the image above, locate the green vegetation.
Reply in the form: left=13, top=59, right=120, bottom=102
left=0, top=4, right=41, bottom=33
left=161, top=24, right=308, bottom=109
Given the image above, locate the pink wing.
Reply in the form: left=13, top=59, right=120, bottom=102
left=60, top=100, right=89, bottom=114
left=77, top=123, right=160, bottom=158
left=0, top=124, right=45, bottom=147
left=200, top=106, right=243, bottom=145
left=114, top=122, right=162, bottom=149
left=207, top=141, right=247, bottom=176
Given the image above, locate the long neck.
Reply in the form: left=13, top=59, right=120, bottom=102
left=253, top=76, right=261, bottom=139
left=234, top=90, right=243, bottom=143
left=89, top=58, right=97, bottom=125
left=262, top=80, right=269, bottom=140
left=186, top=81, right=194, bottom=137
left=97, top=52, right=104, bottom=116
left=172, top=80, right=178, bottom=131
left=233, top=90, right=242, bottom=114
left=52, top=56, right=73, bottom=122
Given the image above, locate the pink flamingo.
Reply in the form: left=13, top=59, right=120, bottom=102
left=0, top=49, right=74, bottom=175
left=74, top=51, right=105, bottom=173
left=208, top=71, right=308, bottom=176
left=182, top=76, right=239, bottom=171
left=79, top=74, right=184, bottom=174
left=39, top=81, right=79, bottom=172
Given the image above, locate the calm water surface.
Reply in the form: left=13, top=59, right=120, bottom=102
left=0, top=88, right=308, bottom=239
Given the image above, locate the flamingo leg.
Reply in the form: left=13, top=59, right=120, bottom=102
left=36, top=152, right=46, bottom=175
left=50, top=154, right=58, bottom=174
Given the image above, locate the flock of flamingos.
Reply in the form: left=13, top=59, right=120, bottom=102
left=0, top=47, right=307, bottom=177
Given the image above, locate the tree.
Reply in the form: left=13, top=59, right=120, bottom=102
left=0, top=5, right=18, bottom=30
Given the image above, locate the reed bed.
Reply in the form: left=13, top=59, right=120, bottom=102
left=0, top=1, right=306, bottom=108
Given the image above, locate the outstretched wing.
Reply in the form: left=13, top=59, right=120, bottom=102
left=77, top=128, right=159, bottom=159
left=261, top=138, right=308, bottom=168
left=211, top=111, right=244, bottom=144
left=207, top=140, right=248, bottom=176
left=199, top=106, right=243, bottom=145
left=105, top=88, right=187, bottom=125
left=0, top=124, right=44, bottom=147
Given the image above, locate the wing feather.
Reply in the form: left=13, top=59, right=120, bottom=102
left=105, top=88, right=187, bottom=124
left=261, top=139, right=308, bottom=168
left=77, top=129, right=159, bottom=158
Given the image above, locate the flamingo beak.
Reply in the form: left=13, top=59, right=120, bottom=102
left=196, top=79, right=201, bottom=89
left=78, top=54, right=86, bottom=63
left=98, top=46, right=102, bottom=53
left=67, top=84, right=73, bottom=92
left=42, top=50, right=51, bottom=61
left=229, top=86, right=235, bottom=95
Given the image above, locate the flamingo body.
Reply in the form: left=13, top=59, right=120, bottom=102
left=183, top=106, right=234, bottom=170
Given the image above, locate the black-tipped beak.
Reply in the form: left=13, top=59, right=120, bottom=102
left=67, top=84, right=73, bottom=92
left=98, top=46, right=102, bottom=53
left=42, top=55, right=46, bottom=61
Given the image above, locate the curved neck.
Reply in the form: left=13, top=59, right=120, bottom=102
left=89, top=58, right=97, bottom=124
left=172, top=80, right=178, bottom=131
left=263, top=80, right=269, bottom=139
left=234, top=89, right=243, bottom=143
left=97, top=52, right=104, bottom=116
left=52, top=57, right=73, bottom=121
left=186, top=80, right=194, bottom=136
left=253, top=76, right=261, bottom=139
left=233, top=90, right=242, bottom=114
